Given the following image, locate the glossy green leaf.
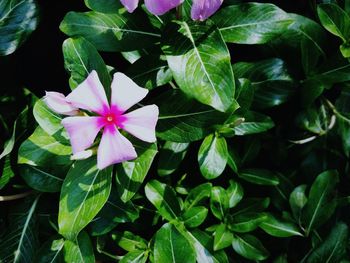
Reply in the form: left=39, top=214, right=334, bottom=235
left=259, top=213, right=303, bottom=237
left=0, top=0, right=39, bottom=55
left=0, top=196, right=40, bottom=263
left=289, top=185, right=308, bottom=221
left=182, top=206, right=208, bottom=228
left=210, top=186, right=229, bottom=220
left=229, top=212, right=267, bottom=233
left=18, top=127, right=72, bottom=167
left=154, top=223, right=196, bottom=263
left=60, top=11, right=160, bottom=52
left=238, top=168, right=280, bottom=186
left=145, top=180, right=181, bottom=221
left=198, top=134, right=228, bottom=180
left=301, top=170, right=339, bottom=236
left=84, top=0, right=123, bottom=13
left=226, top=180, right=244, bottom=208
left=63, top=37, right=111, bottom=90
left=116, top=141, right=157, bottom=202
left=234, top=111, right=275, bottom=135
left=157, top=141, right=189, bottom=176
left=214, top=224, right=233, bottom=251
left=120, top=250, right=148, bottom=263
left=233, top=198, right=270, bottom=217
left=163, top=21, right=236, bottom=112
left=184, top=183, right=212, bottom=210
left=317, top=4, right=350, bottom=43
left=233, top=58, right=295, bottom=109
left=232, top=234, right=269, bottom=261
left=112, top=231, right=147, bottom=252
left=58, top=158, right=112, bottom=240
left=306, top=222, right=349, bottom=263
left=213, top=3, right=293, bottom=44
left=156, top=91, right=229, bottom=142
left=63, top=231, right=95, bottom=263
left=0, top=156, right=14, bottom=189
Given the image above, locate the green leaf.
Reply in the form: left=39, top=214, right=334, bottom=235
left=58, top=158, right=112, bottom=240
left=182, top=206, right=208, bottom=228
left=306, top=222, right=349, bottom=263
left=157, top=142, right=189, bottom=176
left=33, top=99, right=69, bottom=144
left=233, top=111, right=275, bottom=135
left=18, top=127, right=72, bottom=167
left=213, top=3, right=293, bottom=44
left=84, top=0, right=123, bottom=13
left=228, top=212, right=267, bottom=233
left=214, top=224, right=233, bottom=251
left=35, top=237, right=65, bottom=263
left=126, top=55, right=173, bottom=90
left=156, top=90, right=229, bottom=142
left=235, top=78, right=254, bottom=110
left=63, top=231, right=95, bottom=263
left=112, top=231, right=147, bottom=252
left=60, top=11, right=160, bottom=52
left=317, top=4, right=350, bottom=43
left=226, top=180, right=244, bottom=208
left=0, top=196, right=40, bottom=263
left=0, top=156, right=14, bottom=189
left=238, top=168, right=280, bottom=186
left=184, top=182, right=212, bottom=210
left=163, top=21, right=236, bottom=112
left=120, top=250, right=148, bottom=263
left=0, top=0, right=39, bottom=55
left=232, top=234, right=269, bottom=261
left=301, top=170, right=339, bottom=236
left=63, top=37, right=111, bottom=90
left=145, top=180, right=181, bottom=221
left=198, top=134, right=228, bottom=180
left=154, top=223, right=196, bottom=263
left=210, top=186, right=229, bottom=220
left=259, top=213, right=303, bottom=237
left=116, top=141, right=157, bottom=202
left=289, top=185, right=308, bottom=221
left=233, top=198, right=270, bottom=216
left=233, top=58, right=295, bottom=109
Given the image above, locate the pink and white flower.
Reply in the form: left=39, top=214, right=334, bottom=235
left=45, top=71, right=159, bottom=170
left=44, top=91, right=79, bottom=116
left=191, top=0, right=223, bottom=21
left=121, top=0, right=183, bottom=15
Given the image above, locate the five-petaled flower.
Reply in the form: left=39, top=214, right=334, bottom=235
left=45, top=71, right=159, bottom=170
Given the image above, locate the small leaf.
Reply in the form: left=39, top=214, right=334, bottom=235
left=210, top=186, right=229, bottom=220
left=289, top=185, right=308, bottom=221
left=232, top=234, right=269, bottom=261
left=234, top=111, right=275, bottom=135
left=157, top=142, right=189, bottom=176
left=63, top=231, right=95, bottom=263
left=226, top=180, right=244, bottom=208
left=154, top=223, right=196, bottom=263
left=145, top=180, right=181, bottom=221
left=112, top=231, right=147, bottom=252
left=184, top=183, right=212, bottom=210
left=228, top=213, right=267, bottom=233
left=214, top=224, right=233, bottom=251
left=182, top=206, right=208, bottom=228
left=120, top=250, right=148, bottom=263
left=35, top=237, right=65, bottom=263
left=238, top=168, right=280, bottom=186
left=58, top=158, right=112, bottom=240
left=259, top=213, right=303, bottom=237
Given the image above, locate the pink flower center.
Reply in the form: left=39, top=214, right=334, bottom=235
left=101, top=110, right=126, bottom=128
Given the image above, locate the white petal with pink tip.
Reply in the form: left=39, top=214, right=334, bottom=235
left=62, top=116, right=104, bottom=154
left=66, top=71, right=109, bottom=115
left=97, top=125, right=137, bottom=170
left=111, top=72, right=149, bottom=113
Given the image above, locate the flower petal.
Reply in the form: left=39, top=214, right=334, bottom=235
left=121, top=105, right=159, bottom=143
left=62, top=116, right=104, bottom=154
left=120, top=0, right=139, bottom=12
left=44, top=91, right=79, bottom=116
left=191, top=0, right=223, bottom=21
left=97, top=125, right=137, bottom=169
left=66, top=70, right=109, bottom=115
left=111, top=72, right=149, bottom=113
left=145, top=0, right=183, bottom=15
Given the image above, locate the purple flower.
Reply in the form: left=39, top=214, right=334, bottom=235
left=45, top=71, right=159, bottom=170
left=191, top=0, right=223, bottom=21
left=121, top=0, right=184, bottom=15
